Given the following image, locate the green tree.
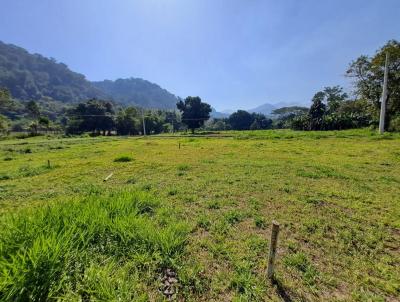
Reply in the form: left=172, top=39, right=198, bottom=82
left=0, top=88, right=13, bottom=112
left=324, top=86, right=348, bottom=113
left=26, top=101, right=40, bottom=120
left=309, top=91, right=326, bottom=130
left=272, top=106, right=309, bottom=129
left=38, top=116, right=50, bottom=132
left=0, top=114, right=10, bottom=135
left=164, top=111, right=182, bottom=132
left=67, top=99, right=115, bottom=135
left=176, top=96, right=211, bottom=133
left=205, top=118, right=230, bottom=131
left=228, top=110, right=253, bottom=130
left=346, top=40, right=400, bottom=129
left=272, top=106, right=309, bottom=116
left=290, top=115, right=310, bottom=130
left=144, top=113, right=164, bottom=134
left=29, top=121, right=38, bottom=135
left=115, top=107, right=139, bottom=135
left=251, top=113, right=273, bottom=130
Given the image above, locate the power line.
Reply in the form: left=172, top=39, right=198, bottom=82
left=181, top=118, right=210, bottom=121
left=66, top=114, right=114, bottom=117
left=66, top=115, right=209, bottom=121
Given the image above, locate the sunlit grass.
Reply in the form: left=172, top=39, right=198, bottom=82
left=0, top=129, right=399, bottom=301
left=0, top=189, right=189, bottom=301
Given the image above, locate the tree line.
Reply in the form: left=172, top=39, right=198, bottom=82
left=207, top=40, right=400, bottom=132
left=0, top=40, right=399, bottom=135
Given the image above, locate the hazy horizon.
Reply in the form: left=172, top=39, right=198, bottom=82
left=0, top=0, right=399, bottom=111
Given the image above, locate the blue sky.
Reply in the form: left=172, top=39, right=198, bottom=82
left=0, top=0, right=399, bottom=111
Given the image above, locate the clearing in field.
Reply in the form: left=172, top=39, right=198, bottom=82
left=0, top=129, right=399, bottom=301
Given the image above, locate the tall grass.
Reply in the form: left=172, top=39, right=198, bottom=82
left=0, top=189, right=189, bottom=301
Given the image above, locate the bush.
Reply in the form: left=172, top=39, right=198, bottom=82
left=290, top=115, right=310, bottom=130
left=177, top=164, right=190, bottom=171
left=114, top=155, right=133, bottom=162
left=388, top=116, right=400, bottom=132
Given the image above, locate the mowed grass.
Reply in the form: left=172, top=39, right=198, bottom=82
left=0, top=129, right=399, bottom=301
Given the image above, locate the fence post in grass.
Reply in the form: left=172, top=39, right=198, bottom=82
left=103, top=172, right=113, bottom=182
left=47, top=160, right=50, bottom=168
left=179, top=142, right=180, bottom=149
left=267, top=220, right=280, bottom=279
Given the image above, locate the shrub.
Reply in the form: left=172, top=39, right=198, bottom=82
left=224, top=210, right=243, bottom=225
left=114, top=155, right=133, bottom=162
left=0, top=174, right=11, bottom=180
left=290, top=115, right=310, bottom=130
left=388, top=116, right=400, bottom=132
left=177, top=164, right=190, bottom=171
left=254, top=216, right=267, bottom=229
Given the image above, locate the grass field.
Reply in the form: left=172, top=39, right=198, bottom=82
left=0, top=129, right=399, bottom=301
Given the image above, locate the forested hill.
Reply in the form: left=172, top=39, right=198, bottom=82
left=92, top=78, right=178, bottom=109
left=0, top=41, right=107, bottom=102
left=0, top=41, right=178, bottom=109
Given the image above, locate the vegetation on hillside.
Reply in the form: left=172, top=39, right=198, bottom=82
left=0, top=41, right=106, bottom=102
left=92, top=78, right=178, bottom=109
left=0, top=41, right=179, bottom=111
left=0, top=40, right=399, bottom=136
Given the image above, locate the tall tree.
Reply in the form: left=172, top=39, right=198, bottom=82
left=67, top=99, right=115, bottom=135
left=115, top=107, right=139, bottom=135
left=251, top=113, right=273, bottom=130
left=346, top=40, right=400, bottom=128
left=324, top=86, right=348, bottom=113
left=26, top=101, right=40, bottom=120
left=309, top=91, right=326, bottom=130
left=228, top=110, right=254, bottom=130
left=176, top=96, right=211, bottom=133
left=272, top=106, right=309, bottom=129
left=0, top=88, right=13, bottom=111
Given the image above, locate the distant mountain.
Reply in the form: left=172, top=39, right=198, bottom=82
left=0, top=41, right=179, bottom=109
left=248, top=102, right=304, bottom=115
left=92, top=78, right=178, bottom=109
left=210, top=108, right=229, bottom=118
left=248, top=103, right=277, bottom=115
left=0, top=41, right=107, bottom=102
left=221, top=109, right=234, bottom=115
left=271, top=101, right=304, bottom=109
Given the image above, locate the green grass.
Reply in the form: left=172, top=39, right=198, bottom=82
left=0, top=189, right=189, bottom=301
left=0, top=129, right=399, bottom=301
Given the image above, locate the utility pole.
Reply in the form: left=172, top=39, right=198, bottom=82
left=142, top=108, right=146, bottom=136
left=379, top=53, right=389, bottom=134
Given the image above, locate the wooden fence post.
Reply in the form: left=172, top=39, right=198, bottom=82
left=267, top=220, right=280, bottom=279
left=103, top=173, right=113, bottom=182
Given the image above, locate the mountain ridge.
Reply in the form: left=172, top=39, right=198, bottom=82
left=0, top=41, right=178, bottom=109
left=92, top=78, right=178, bottom=109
